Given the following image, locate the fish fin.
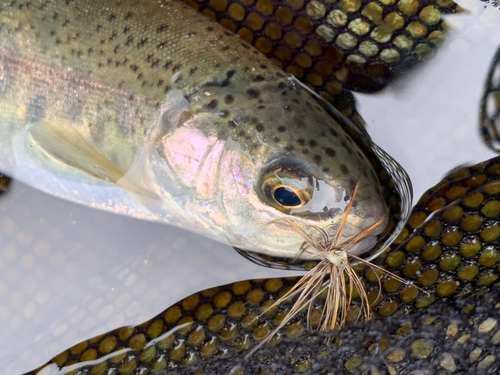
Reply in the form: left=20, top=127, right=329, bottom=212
left=30, top=120, right=159, bottom=200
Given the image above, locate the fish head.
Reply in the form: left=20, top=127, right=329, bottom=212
left=152, top=74, right=389, bottom=259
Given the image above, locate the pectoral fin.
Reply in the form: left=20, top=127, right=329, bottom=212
left=30, top=120, right=159, bottom=200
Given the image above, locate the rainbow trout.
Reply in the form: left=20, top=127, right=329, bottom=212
left=0, top=0, right=398, bottom=258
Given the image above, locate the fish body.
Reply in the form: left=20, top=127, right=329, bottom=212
left=0, top=0, right=389, bottom=258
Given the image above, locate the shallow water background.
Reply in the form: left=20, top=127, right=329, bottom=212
left=1, top=1, right=500, bottom=373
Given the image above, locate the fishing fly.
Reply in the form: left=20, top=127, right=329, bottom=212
left=248, top=182, right=418, bottom=356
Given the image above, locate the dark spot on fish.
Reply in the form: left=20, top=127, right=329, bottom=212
left=260, top=64, right=268, bottom=69
left=124, top=11, right=133, bottom=20
left=109, top=31, right=117, bottom=41
left=189, top=68, right=197, bottom=75
left=281, top=91, right=287, bottom=96
left=273, top=137, right=280, bottom=142
left=278, top=126, right=286, bottom=132
left=292, top=98, right=299, bottom=104
left=207, top=26, right=214, bottom=31
left=329, top=128, right=338, bottom=137
left=313, top=155, right=322, bottom=164
left=284, top=145, right=294, bottom=151
left=53, top=11, right=59, bottom=21
left=163, top=61, right=172, bottom=70
left=107, top=14, right=117, bottom=22
left=253, top=75, right=265, bottom=82
left=257, top=105, right=265, bottom=109
left=137, top=73, right=143, bottom=80
left=26, top=94, right=47, bottom=123
left=238, top=130, right=246, bottom=137
left=298, top=139, right=305, bottom=146
left=229, top=120, right=238, bottom=128
left=107, top=58, right=113, bottom=65
left=302, top=148, right=309, bottom=154
left=325, top=148, right=336, bottom=157
left=130, top=64, right=139, bottom=72
left=284, top=105, right=291, bottom=112
left=50, top=30, right=55, bottom=36
left=241, top=43, right=250, bottom=49
left=323, top=167, right=330, bottom=173
left=188, top=32, right=196, bottom=37
left=204, top=100, right=218, bottom=110
left=315, top=105, right=322, bottom=111
left=215, top=64, right=221, bottom=69
left=218, top=128, right=229, bottom=140
left=256, top=124, right=265, bottom=132
left=157, top=24, right=169, bottom=33
left=113, top=45, right=120, bottom=54
left=157, top=79, right=164, bottom=87
left=157, top=41, right=167, bottom=49
left=227, top=70, right=235, bottom=79
left=340, top=141, right=351, bottom=153
left=55, top=38, right=61, bottom=45
left=309, top=140, right=317, bottom=147
left=137, top=38, right=148, bottom=48
left=247, top=89, right=260, bottom=99
left=221, top=46, right=230, bottom=52
left=123, top=26, right=130, bottom=34
left=173, top=64, right=182, bottom=72
left=164, top=85, right=171, bottom=93
left=225, top=95, right=234, bottom=104
left=253, top=50, right=259, bottom=55
left=341, top=165, right=349, bottom=175
left=276, top=72, right=285, bottom=78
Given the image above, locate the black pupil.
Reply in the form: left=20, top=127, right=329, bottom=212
left=274, top=186, right=301, bottom=207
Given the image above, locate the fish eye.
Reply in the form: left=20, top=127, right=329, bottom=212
left=260, top=175, right=312, bottom=212
left=272, top=185, right=304, bottom=208
left=258, top=156, right=315, bottom=213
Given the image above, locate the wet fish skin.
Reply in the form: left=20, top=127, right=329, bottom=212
left=0, top=0, right=388, bottom=258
